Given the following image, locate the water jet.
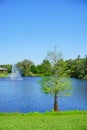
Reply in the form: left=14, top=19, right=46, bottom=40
left=10, top=64, right=22, bottom=80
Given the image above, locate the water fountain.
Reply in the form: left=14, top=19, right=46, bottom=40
left=10, top=64, right=23, bottom=80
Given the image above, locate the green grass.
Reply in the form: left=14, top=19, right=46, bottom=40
left=0, top=111, right=87, bottom=130
left=0, top=73, right=8, bottom=78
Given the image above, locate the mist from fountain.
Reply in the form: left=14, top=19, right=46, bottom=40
left=10, top=64, right=23, bottom=80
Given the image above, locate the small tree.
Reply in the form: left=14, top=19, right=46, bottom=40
left=39, top=47, right=72, bottom=111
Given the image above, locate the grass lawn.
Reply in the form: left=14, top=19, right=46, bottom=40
left=0, top=111, right=87, bottom=130
left=0, top=73, right=8, bottom=78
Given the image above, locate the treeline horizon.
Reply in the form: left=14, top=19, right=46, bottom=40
left=0, top=55, right=87, bottom=80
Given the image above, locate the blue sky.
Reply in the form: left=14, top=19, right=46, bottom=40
left=0, top=0, right=87, bottom=65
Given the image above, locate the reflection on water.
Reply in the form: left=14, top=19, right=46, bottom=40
left=59, top=78, right=87, bottom=110
left=0, top=77, right=87, bottom=112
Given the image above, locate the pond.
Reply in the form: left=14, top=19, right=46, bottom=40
left=0, top=77, right=87, bottom=113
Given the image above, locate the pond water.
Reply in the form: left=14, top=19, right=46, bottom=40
left=0, top=77, right=87, bottom=113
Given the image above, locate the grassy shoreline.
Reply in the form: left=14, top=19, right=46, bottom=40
left=0, top=111, right=87, bottom=130
left=0, top=73, right=8, bottom=78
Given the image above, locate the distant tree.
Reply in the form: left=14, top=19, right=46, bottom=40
left=75, top=59, right=85, bottom=79
left=41, top=59, right=52, bottom=76
left=36, top=65, right=43, bottom=75
left=83, top=55, right=87, bottom=79
left=65, top=59, right=74, bottom=77
left=39, top=47, right=72, bottom=111
left=77, top=55, right=81, bottom=60
left=31, top=65, right=37, bottom=74
left=55, top=59, right=68, bottom=77
left=17, top=59, right=34, bottom=76
left=32, top=60, right=52, bottom=76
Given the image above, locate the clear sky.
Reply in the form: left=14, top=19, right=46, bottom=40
left=0, top=0, right=87, bottom=65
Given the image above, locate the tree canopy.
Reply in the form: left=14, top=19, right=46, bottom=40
left=38, top=48, right=72, bottom=111
left=0, top=55, right=87, bottom=79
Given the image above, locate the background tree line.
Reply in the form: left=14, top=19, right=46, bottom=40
left=0, top=55, right=87, bottom=79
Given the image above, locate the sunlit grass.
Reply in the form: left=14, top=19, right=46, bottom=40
left=0, top=111, right=87, bottom=130
left=0, top=73, right=8, bottom=78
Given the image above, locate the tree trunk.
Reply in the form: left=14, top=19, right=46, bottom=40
left=54, top=92, right=59, bottom=111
